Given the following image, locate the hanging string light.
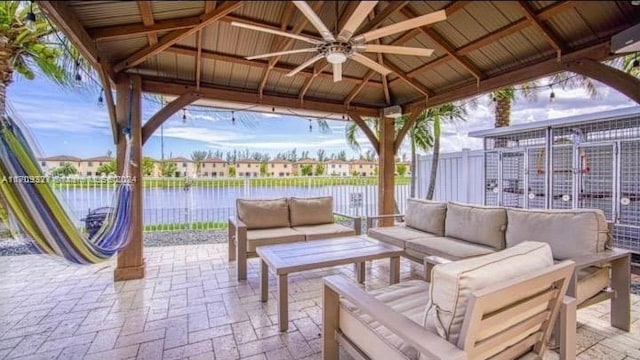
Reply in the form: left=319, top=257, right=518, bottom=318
left=549, top=85, right=556, bottom=103
left=308, top=119, right=313, bottom=132
left=272, top=107, right=275, bottom=112
left=97, top=90, right=104, bottom=108
left=182, top=108, right=187, bottom=123
left=24, top=1, right=37, bottom=32
left=231, top=111, right=236, bottom=125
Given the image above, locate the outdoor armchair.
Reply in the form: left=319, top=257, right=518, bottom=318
left=322, top=242, right=577, bottom=360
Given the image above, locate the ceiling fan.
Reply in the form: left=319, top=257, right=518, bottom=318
left=231, top=1, right=446, bottom=82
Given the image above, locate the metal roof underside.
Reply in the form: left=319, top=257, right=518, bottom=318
left=40, top=1, right=640, bottom=118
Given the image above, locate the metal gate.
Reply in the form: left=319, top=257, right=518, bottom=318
left=616, top=140, right=640, bottom=250
left=501, top=150, right=525, bottom=208
left=551, top=145, right=573, bottom=210
left=577, top=143, right=616, bottom=221
left=526, top=147, right=546, bottom=209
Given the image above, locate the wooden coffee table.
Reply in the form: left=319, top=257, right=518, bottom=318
left=256, top=236, right=403, bottom=331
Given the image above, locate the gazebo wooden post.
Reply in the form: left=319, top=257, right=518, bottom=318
left=114, top=74, right=145, bottom=281
left=378, top=112, right=396, bottom=226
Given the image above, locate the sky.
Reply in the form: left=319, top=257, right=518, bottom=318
left=7, top=74, right=639, bottom=161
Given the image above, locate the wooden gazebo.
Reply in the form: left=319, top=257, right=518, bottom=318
left=37, top=1, right=640, bottom=280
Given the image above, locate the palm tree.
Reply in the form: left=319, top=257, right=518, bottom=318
left=0, top=1, right=82, bottom=118
left=425, top=103, right=467, bottom=200
left=345, top=114, right=433, bottom=197
left=190, top=150, right=207, bottom=176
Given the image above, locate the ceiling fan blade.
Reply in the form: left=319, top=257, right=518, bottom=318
left=246, top=48, right=317, bottom=60
left=358, top=44, right=434, bottom=56
left=286, top=54, right=324, bottom=77
left=351, top=53, right=391, bottom=76
left=231, top=21, right=321, bottom=45
left=352, top=10, right=446, bottom=42
left=337, top=1, right=379, bottom=42
left=292, top=1, right=336, bottom=41
left=332, top=63, right=342, bottom=82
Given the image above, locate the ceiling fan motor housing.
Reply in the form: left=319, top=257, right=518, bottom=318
left=318, top=42, right=354, bottom=64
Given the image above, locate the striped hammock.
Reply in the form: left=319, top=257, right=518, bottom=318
left=0, top=115, right=133, bottom=264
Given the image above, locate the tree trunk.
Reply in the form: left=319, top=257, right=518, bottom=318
left=0, top=35, right=14, bottom=119
left=494, top=96, right=511, bottom=148
left=426, top=117, right=440, bottom=200
left=409, top=126, right=416, bottom=198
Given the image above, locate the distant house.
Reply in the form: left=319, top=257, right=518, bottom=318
left=39, top=155, right=83, bottom=174
left=349, top=160, right=377, bottom=176
left=268, top=159, right=293, bottom=177
left=325, top=159, right=350, bottom=177
left=83, top=156, right=114, bottom=176
left=294, top=158, right=318, bottom=176
left=166, top=156, right=193, bottom=177
left=236, top=159, right=260, bottom=177
left=200, top=157, right=228, bottom=178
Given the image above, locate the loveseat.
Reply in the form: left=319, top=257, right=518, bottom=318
left=367, top=198, right=631, bottom=332
left=229, top=196, right=361, bottom=280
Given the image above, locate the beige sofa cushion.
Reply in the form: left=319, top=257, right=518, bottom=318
left=292, top=223, right=355, bottom=241
left=246, top=228, right=305, bottom=252
left=289, top=196, right=333, bottom=226
left=368, top=225, right=427, bottom=249
left=404, top=199, right=447, bottom=236
left=237, top=198, right=290, bottom=229
left=506, top=208, right=609, bottom=260
left=340, top=280, right=431, bottom=360
left=405, top=236, right=496, bottom=260
left=445, top=202, right=507, bottom=250
left=424, top=241, right=554, bottom=345
left=576, top=266, right=610, bottom=304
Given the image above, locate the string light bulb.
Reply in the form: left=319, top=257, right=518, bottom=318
left=25, top=1, right=36, bottom=32
left=342, top=114, right=345, bottom=120
left=308, top=119, right=313, bottom=132
left=74, top=60, right=82, bottom=85
left=272, top=107, right=275, bottom=112
left=549, top=85, right=556, bottom=103
left=97, top=90, right=104, bottom=108
left=231, top=111, right=236, bottom=125
left=182, top=108, right=187, bottom=123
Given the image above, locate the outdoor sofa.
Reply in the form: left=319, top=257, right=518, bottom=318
left=367, top=198, right=631, bottom=332
left=229, top=196, right=361, bottom=280
left=323, top=241, right=577, bottom=359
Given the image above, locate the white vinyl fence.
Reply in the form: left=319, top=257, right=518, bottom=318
left=415, top=149, right=485, bottom=204
left=50, top=176, right=410, bottom=232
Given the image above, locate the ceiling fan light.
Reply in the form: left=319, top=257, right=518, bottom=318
left=327, top=52, right=347, bottom=64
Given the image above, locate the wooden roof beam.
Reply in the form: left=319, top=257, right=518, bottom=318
left=406, top=42, right=612, bottom=110
left=349, top=113, right=380, bottom=153
left=113, top=1, right=242, bottom=73
left=369, top=11, right=391, bottom=105
left=457, top=1, right=577, bottom=56
left=400, top=7, right=484, bottom=80
left=165, top=45, right=383, bottom=87
left=357, top=1, right=410, bottom=35
left=518, top=0, right=567, bottom=56
left=89, top=14, right=323, bottom=42
left=563, top=59, right=640, bottom=104
left=258, top=2, right=298, bottom=98
left=137, top=1, right=157, bottom=45
left=299, top=61, right=329, bottom=103
left=196, top=1, right=217, bottom=90
left=141, top=92, right=201, bottom=145
left=383, top=58, right=434, bottom=97
left=345, top=71, right=376, bottom=106
left=141, top=79, right=380, bottom=117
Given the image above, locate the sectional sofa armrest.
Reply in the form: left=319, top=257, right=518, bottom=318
left=366, top=214, right=405, bottom=229
left=323, top=275, right=466, bottom=360
left=333, top=211, right=362, bottom=235
left=228, top=217, right=248, bottom=244
left=569, top=248, right=630, bottom=270
left=424, top=256, right=453, bottom=281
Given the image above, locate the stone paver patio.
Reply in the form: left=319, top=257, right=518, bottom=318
left=0, top=243, right=638, bottom=360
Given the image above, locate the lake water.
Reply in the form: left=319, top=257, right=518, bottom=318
left=56, top=184, right=410, bottom=226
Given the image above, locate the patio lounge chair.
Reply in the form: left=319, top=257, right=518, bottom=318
left=322, top=241, right=577, bottom=360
